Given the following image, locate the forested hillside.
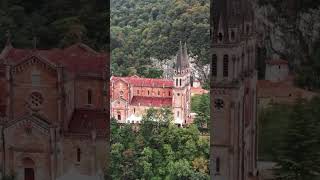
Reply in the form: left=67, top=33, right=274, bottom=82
left=110, top=108, right=210, bottom=179
left=111, top=0, right=210, bottom=78
left=0, top=0, right=109, bottom=50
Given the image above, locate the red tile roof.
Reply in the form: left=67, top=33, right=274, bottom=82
left=266, top=59, right=288, bottom=65
left=131, top=96, right=172, bottom=107
left=68, top=108, right=108, bottom=135
left=1, top=43, right=108, bottom=74
left=111, top=76, right=174, bottom=88
left=191, top=87, right=209, bottom=95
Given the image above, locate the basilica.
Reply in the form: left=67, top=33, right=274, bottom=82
left=0, top=40, right=109, bottom=180
left=110, top=42, right=193, bottom=126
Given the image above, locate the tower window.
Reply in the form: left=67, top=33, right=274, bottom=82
left=179, top=79, right=182, bottom=86
left=77, top=148, right=81, bottom=162
left=218, top=33, right=223, bottom=42
left=176, top=79, right=178, bottom=86
left=212, top=54, right=217, bottom=77
left=246, top=25, right=250, bottom=34
left=223, top=55, right=229, bottom=77
left=231, top=31, right=235, bottom=41
left=87, top=89, right=92, bottom=104
left=216, top=157, right=220, bottom=173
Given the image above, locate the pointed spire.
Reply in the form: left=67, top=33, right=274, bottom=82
left=5, top=30, right=12, bottom=47
left=176, top=41, right=183, bottom=72
left=183, top=42, right=189, bottom=69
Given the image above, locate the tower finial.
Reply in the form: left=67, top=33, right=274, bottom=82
left=5, top=30, right=12, bottom=47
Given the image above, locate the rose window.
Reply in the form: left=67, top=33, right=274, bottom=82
left=29, top=92, right=43, bottom=109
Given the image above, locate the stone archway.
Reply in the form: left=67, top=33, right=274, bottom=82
left=22, top=157, right=35, bottom=180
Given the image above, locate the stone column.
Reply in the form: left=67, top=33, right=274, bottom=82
left=49, top=128, right=55, bottom=180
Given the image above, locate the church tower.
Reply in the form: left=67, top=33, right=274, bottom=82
left=210, top=0, right=259, bottom=179
left=172, top=42, right=191, bottom=126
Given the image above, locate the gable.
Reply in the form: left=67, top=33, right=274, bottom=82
left=111, top=98, right=128, bottom=109
left=4, top=114, right=51, bottom=150
left=12, top=55, right=58, bottom=85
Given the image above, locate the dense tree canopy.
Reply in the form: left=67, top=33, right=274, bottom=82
left=110, top=108, right=210, bottom=179
left=111, top=0, right=210, bottom=77
left=191, top=94, right=210, bottom=129
left=259, top=97, right=320, bottom=179
left=0, top=0, right=109, bottom=50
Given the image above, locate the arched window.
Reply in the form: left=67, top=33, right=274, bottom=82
left=241, top=53, right=245, bottom=72
left=212, top=54, right=217, bottom=77
left=77, top=148, right=81, bottom=162
left=148, top=90, right=150, bottom=95
left=218, top=32, right=223, bottom=42
left=246, top=24, right=250, bottom=34
left=87, top=89, right=92, bottom=104
left=134, top=108, right=136, bottom=114
left=117, top=113, right=121, bottom=120
left=223, top=55, right=229, bottom=77
left=231, top=31, right=235, bottom=41
left=216, top=157, right=220, bottom=173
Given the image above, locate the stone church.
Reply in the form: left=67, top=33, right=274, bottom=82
left=0, top=39, right=109, bottom=180
left=210, top=0, right=259, bottom=179
left=111, top=42, right=192, bottom=126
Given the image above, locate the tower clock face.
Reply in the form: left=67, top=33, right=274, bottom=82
left=214, top=98, right=224, bottom=110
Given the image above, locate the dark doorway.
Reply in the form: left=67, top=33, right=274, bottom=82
left=25, top=168, right=35, bottom=180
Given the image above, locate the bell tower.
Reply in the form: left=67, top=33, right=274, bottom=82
left=210, top=0, right=259, bottom=179
left=172, top=42, right=191, bottom=126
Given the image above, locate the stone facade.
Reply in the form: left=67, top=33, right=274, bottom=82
left=210, top=0, right=259, bottom=179
left=111, top=42, right=192, bottom=126
left=0, top=42, right=109, bottom=180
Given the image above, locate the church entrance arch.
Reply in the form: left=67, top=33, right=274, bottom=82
left=22, top=157, right=35, bottom=180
